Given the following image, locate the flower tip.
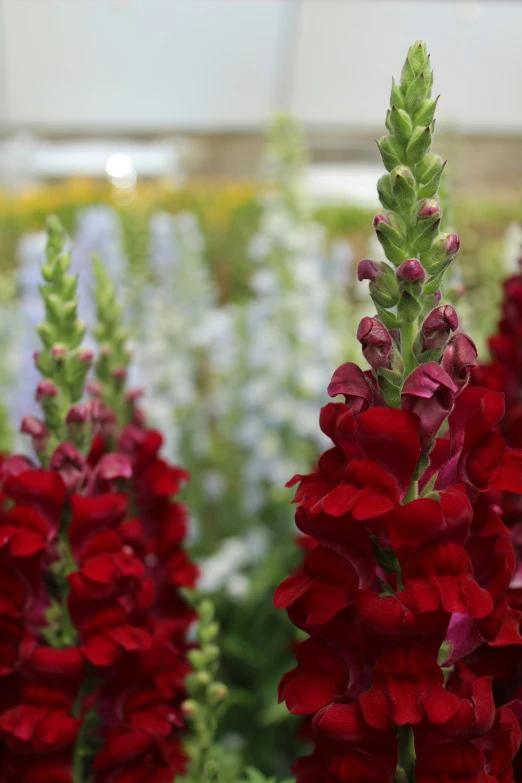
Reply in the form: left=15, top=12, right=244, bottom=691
left=396, top=258, right=426, bottom=283
left=36, top=379, right=59, bottom=401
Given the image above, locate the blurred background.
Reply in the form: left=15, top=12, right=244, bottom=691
left=0, top=1, right=521, bottom=778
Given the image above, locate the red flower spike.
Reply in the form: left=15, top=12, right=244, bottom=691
left=359, top=647, right=459, bottom=729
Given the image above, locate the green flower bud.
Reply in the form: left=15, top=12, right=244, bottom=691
left=377, top=174, right=397, bottom=210
left=390, top=77, right=406, bottom=110
left=406, top=126, right=432, bottom=166
left=376, top=135, right=404, bottom=173
left=414, top=96, right=439, bottom=127
left=374, top=213, right=407, bottom=266
left=417, top=155, right=446, bottom=199
left=188, top=649, right=206, bottom=669
left=422, top=232, right=460, bottom=274
left=390, top=106, right=413, bottom=144
left=207, top=681, right=228, bottom=706
left=405, top=72, right=430, bottom=115
left=401, top=41, right=431, bottom=91
left=391, top=165, right=417, bottom=210
left=414, top=199, right=442, bottom=252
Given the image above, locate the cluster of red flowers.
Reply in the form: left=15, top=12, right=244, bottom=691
left=275, top=303, right=522, bottom=781
left=0, top=392, right=197, bottom=782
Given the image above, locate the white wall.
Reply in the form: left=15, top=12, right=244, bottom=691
left=1, top=0, right=521, bottom=133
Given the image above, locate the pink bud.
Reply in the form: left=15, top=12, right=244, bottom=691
left=126, top=388, right=144, bottom=404
left=66, top=404, right=89, bottom=424
left=77, top=349, right=94, bottom=364
left=421, top=306, right=459, bottom=352
left=373, top=213, right=391, bottom=229
left=401, top=363, right=457, bottom=449
left=97, top=453, right=132, bottom=483
left=21, top=416, right=50, bottom=453
left=417, top=199, right=442, bottom=220
left=36, top=379, right=59, bottom=401
left=356, top=317, right=393, bottom=371
left=441, top=333, right=478, bottom=393
left=396, top=259, right=426, bottom=283
left=51, top=345, right=67, bottom=359
left=357, top=259, right=384, bottom=283
left=21, top=416, right=48, bottom=437
left=327, top=362, right=374, bottom=415
left=433, top=289, right=442, bottom=302
left=445, top=233, right=460, bottom=259
left=112, top=367, right=128, bottom=381
left=86, top=381, right=103, bottom=398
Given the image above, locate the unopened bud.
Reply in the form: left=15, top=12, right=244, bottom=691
left=66, top=404, right=89, bottom=424
left=112, top=367, right=127, bottom=381
left=208, top=682, right=228, bottom=704
left=406, top=125, right=432, bottom=166
left=76, top=348, right=94, bottom=365
left=396, top=259, right=426, bottom=283
left=391, top=166, right=416, bottom=210
left=36, top=379, right=59, bottom=401
left=357, top=317, right=394, bottom=371
left=390, top=105, right=413, bottom=144
left=376, top=135, right=403, bottom=173
left=419, top=306, right=459, bottom=353
left=51, top=344, right=67, bottom=359
left=181, top=699, right=199, bottom=718
left=357, top=259, right=399, bottom=309
left=422, top=232, right=460, bottom=275
left=373, top=213, right=406, bottom=266
left=441, top=333, right=478, bottom=393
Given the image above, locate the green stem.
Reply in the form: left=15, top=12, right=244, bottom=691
left=395, top=724, right=416, bottom=782
left=401, top=319, right=417, bottom=375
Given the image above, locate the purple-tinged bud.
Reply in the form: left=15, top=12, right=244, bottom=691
left=112, top=367, right=128, bottom=381
left=86, top=381, right=103, bottom=398
left=77, top=348, right=94, bottom=365
left=66, top=404, right=89, bottom=424
left=373, top=212, right=407, bottom=265
left=50, top=442, right=87, bottom=493
left=21, top=416, right=49, bottom=453
left=420, top=306, right=459, bottom=352
left=357, top=259, right=382, bottom=283
left=401, top=363, right=457, bottom=449
left=373, top=213, right=391, bottom=230
left=356, top=317, right=394, bottom=371
left=396, top=259, right=427, bottom=283
left=422, top=232, right=460, bottom=275
left=357, top=259, right=399, bottom=308
left=441, top=333, right=478, bottom=393
left=434, top=289, right=442, bottom=302
left=21, top=416, right=48, bottom=437
left=445, top=233, right=460, bottom=259
left=327, top=362, right=374, bottom=415
left=417, top=199, right=442, bottom=221
left=97, top=453, right=132, bottom=483
left=126, top=388, right=144, bottom=404
left=36, top=379, right=59, bottom=401
left=51, top=345, right=67, bottom=359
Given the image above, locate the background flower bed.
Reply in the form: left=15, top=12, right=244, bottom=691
left=0, top=142, right=519, bottom=778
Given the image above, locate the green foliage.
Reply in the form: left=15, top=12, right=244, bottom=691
left=35, top=215, right=91, bottom=453
left=92, top=253, right=132, bottom=422
left=181, top=600, right=230, bottom=782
